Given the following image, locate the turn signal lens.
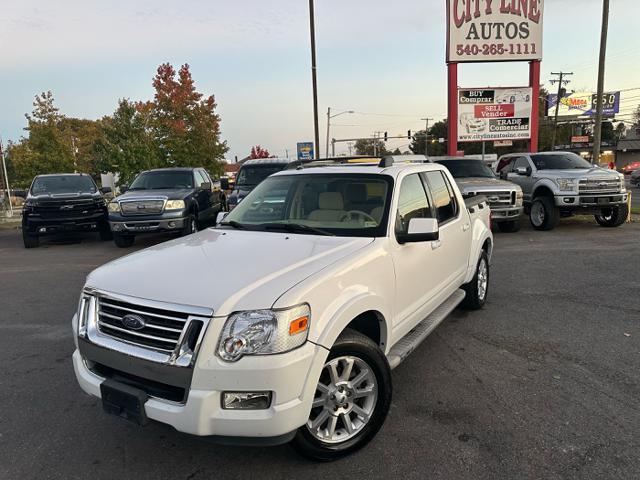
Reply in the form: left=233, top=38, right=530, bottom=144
left=289, top=316, right=309, bottom=336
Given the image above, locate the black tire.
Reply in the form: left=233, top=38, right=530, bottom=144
left=529, top=196, right=559, bottom=231
left=22, top=230, right=39, bottom=248
left=496, top=219, right=521, bottom=233
left=595, top=203, right=628, bottom=227
left=113, top=234, right=135, bottom=248
left=460, top=250, right=489, bottom=310
left=181, top=214, right=198, bottom=236
left=98, top=224, right=113, bottom=241
left=291, top=329, right=392, bottom=462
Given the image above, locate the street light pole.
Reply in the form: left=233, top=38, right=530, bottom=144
left=308, top=0, right=320, bottom=159
left=0, top=138, right=13, bottom=217
left=326, top=108, right=354, bottom=157
left=421, top=117, right=433, bottom=156
left=592, top=0, right=610, bottom=165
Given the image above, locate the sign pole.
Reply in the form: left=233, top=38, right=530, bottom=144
left=0, top=138, right=13, bottom=217
left=447, top=63, right=458, bottom=156
left=529, top=60, right=541, bottom=153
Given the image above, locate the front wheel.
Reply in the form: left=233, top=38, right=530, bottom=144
left=113, top=234, right=135, bottom=248
left=291, top=329, right=392, bottom=461
left=529, top=196, right=559, bottom=231
left=99, top=223, right=113, bottom=241
left=460, top=250, right=489, bottom=310
left=22, top=230, right=39, bottom=248
left=181, top=214, right=198, bottom=236
left=595, top=204, right=628, bottom=227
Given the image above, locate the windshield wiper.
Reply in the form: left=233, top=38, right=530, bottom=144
left=220, top=220, right=249, bottom=230
left=262, top=222, right=334, bottom=236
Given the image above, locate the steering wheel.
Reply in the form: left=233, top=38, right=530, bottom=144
left=340, top=210, right=377, bottom=223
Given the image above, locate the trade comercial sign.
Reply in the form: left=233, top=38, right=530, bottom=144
left=546, top=91, right=620, bottom=117
left=447, top=0, right=544, bottom=62
left=458, top=87, right=532, bottom=142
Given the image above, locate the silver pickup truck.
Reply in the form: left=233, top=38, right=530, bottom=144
left=497, top=152, right=628, bottom=230
left=434, top=157, right=523, bottom=232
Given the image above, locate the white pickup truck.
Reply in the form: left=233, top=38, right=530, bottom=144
left=72, top=156, right=493, bottom=461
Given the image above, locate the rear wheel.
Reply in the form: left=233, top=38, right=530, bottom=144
left=595, top=204, right=628, bottom=227
left=496, top=219, right=520, bottom=233
left=113, top=234, right=134, bottom=248
left=460, top=250, right=489, bottom=310
left=291, top=329, right=391, bottom=461
left=529, top=196, right=559, bottom=231
left=22, top=230, right=39, bottom=248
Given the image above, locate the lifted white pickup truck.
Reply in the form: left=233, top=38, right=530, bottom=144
left=72, top=156, right=493, bottom=461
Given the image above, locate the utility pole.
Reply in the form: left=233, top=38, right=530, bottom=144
left=0, top=138, right=13, bottom=217
left=308, top=0, right=320, bottom=159
left=592, top=0, right=610, bottom=165
left=549, top=71, right=573, bottom=149
left=421, top=117, right=433, bottom=156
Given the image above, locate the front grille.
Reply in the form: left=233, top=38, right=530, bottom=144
left=578, top=178, right=621, bottom=194
left=35, top=200, right=103, bottom=219
left=97, top=296, right=202, bottom=353
left=480, top=190, right=514, bottom=208
left=120, top=200, right=164, bottom=216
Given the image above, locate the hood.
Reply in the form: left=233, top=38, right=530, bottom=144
left=28, top=191, right=102, bottom=202
left=455, top=177, right=521, bottom=192
left=116, top=189, right=193, bottom=201
left=537, top=167, right=621, bottom=180
left=86, top=229, right=373, bottom=315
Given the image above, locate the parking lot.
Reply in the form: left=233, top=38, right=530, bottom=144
left=1, top=219, right=639, bottom=480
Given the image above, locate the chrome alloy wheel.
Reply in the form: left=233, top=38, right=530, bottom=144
left=306, top=356, right=378, bottom=444
left=477, top=257, right=488, bottom=301
left=531, top=201, right=545, bottom=227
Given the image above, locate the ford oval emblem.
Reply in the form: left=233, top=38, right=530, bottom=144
left=122, top=314, right=146, bottom=330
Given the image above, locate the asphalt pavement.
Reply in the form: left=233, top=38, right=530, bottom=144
left=1, top=220, right=639, bottom=480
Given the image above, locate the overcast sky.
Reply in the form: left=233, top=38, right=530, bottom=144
left=0, top=0, right=638, bottom=159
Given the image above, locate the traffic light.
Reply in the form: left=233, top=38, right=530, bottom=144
left=559, top=87, right=567, bottom=98
left=407, top=130, right=411, bottom=139
left=384, top=132, right=388, bottom=142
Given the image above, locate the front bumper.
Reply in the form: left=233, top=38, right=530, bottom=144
left=554, top=193, right=628, bottom=207
left=23, top=212, right=106, bottom=235
left=109, top=211, right=188, bottom=234
left=489, top=206, right=523, bottom=222
left=73, top=339, right=328, bottom=439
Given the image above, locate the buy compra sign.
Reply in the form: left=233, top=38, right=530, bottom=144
left=447, top=0, right=544, bottom=62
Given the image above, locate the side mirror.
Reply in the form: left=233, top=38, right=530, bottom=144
left=201, top=182, right=212, bottom=191
left=220, top=178, right=230, bottom=190
left=99, top=187, right=112, bottom=194
left=119, top=185, right=129, bottom=193
left=515, top=166, right=530, bottom=176
left=216, top=211, right=228, bottom=224
left=396, top=218, right=439, bottom=244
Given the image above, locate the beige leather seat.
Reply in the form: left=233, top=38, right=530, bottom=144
left=308, top=192, right=346, bottom=222
left=371, top=206, right=384, bottom=223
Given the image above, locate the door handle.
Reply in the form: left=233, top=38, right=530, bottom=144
left=431, top=240, right=441, bottom=250
left=462, top=223, right=470, bottom=231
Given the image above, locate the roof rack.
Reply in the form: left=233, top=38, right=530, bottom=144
left=377, top=154, right=430, bottom=167
left=287, top=156, right=381, bottom=170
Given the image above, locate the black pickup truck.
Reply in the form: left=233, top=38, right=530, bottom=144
left=108, top=167, right=225, bottom=247
left=22, top=173, right=112, bottom=248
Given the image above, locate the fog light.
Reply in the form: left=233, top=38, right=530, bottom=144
left=39, top=227, right=47, bottom=233
left=168, top=221, right=176, bottom=228
left=222, top=392, right=272, bottom=410
left=112, top=223, right=122, bottom=232
left=563, top=198, right=574, bottom=204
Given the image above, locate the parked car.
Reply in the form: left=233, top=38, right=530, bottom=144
left=497, top=152, right=628, bottom=230
left=21, top=173, right=111, bottom=248
left=630, top=168, right=640, bottom=187
left=107, top=167, right=225, bottom=247
left=621, top=161, right=640, bottom=175
left=225, top=158, right=295, bottom=210
left=495, top=90, right=530, bottom=104
left=72, top=155, right=492, bottom=461
left=459, top=113, right=486, bottom=134
left=434, top=157, right=523, bottom=232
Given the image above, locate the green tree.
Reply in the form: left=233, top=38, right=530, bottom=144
left=410, top=120, right=448, bottom=156
left=95, top=99, right=161, bottom=185
left=151, top=63, right=228, bottom=175
left=614, top=122, right=626, bottom=142
left=354, top=138, right=388, bottom=156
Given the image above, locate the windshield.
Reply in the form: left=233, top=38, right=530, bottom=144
left=436, top=160, right=495, bottom=178
left=236, top=165, right=285, bottom=187
left=129, top=171, right=194, bottom=190
left=31, top=175, right=97, bottom=195
left=531, top=153, right=592, bottom=170
left=221, top=173, right=393, bottom=237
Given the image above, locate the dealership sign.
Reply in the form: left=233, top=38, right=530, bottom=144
left=458, top=87, right=532, bottom=142
left=296, top=142, right=314, bottom=160
left=447, top=0, right=544, bottom=62
left=546, top=91, right=620, bottom=117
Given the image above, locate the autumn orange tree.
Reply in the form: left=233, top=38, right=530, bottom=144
left=150, top=63, right=228, bottom=175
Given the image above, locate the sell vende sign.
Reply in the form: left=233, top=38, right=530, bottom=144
left=447, top=0, right=544, bottom=62
left=458, top=87, right=532, bottom=142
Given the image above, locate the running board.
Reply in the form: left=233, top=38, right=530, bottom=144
left=387, top=289, right=466, bottom=370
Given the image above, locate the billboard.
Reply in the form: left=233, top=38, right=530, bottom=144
left=447, top=0, right=544, bottom=62
left=296, top=142, right=314, bottom=160
left=546, top=91, right=620, bottom=117
left=457, top=87, right=532, bottom=142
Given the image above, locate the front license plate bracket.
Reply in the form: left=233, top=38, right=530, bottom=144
left=100, top=379, right=149, bottom=426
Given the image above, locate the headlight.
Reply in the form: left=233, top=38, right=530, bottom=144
left=515, top=189, right=523, bottom=206
left=217, top=304, right=310, bottom=362
left=165, top=199, right=186, bottom=210
left=619, top=176, right=626, bottom=193
left=107, top=202, right=120, bottom=213
left=555, top=178, right=575, bottom=191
